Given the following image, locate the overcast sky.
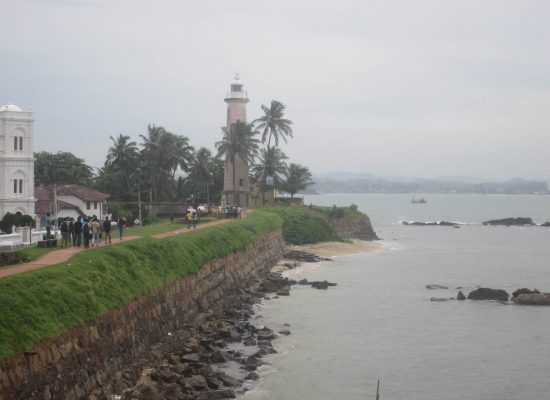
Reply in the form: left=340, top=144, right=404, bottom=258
left=1, top=0, right=549, bottom=180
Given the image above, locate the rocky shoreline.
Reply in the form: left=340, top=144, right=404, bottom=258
left=89, top=250, right=336, bottom=400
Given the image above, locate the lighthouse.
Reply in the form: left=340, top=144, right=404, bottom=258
left=222, top=74, right=250, bottom=207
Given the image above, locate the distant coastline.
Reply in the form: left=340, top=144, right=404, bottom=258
left=304, top=176, right=549, bottom=195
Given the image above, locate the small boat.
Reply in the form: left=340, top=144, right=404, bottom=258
left=411, top=197, right=427, bottom=204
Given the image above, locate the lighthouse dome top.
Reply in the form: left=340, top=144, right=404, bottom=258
left=0, top=103, right=22, bottom=112
left=231, top=73, right=243, bottom=86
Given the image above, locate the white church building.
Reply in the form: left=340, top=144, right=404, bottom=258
left=0, top=103, right=35, bottom=217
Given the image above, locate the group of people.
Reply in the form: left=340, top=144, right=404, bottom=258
left=220, top=205, right=242, bottom=219
left=57, top=215, right=126, bottom=249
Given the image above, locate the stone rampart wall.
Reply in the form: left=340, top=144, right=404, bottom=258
left=329, top=216, right=379, bottom=241
left=0, top=230, right=284, bottom=400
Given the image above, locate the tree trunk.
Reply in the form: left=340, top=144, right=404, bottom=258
left=262, top=174, right=267, bottom=206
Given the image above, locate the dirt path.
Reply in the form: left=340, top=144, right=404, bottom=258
left=151, top=217, right=236, bottom=239
left=0, top=212, right=250, bottom=279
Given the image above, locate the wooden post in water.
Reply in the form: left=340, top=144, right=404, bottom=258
left=376, top=380, right=381, bottom=400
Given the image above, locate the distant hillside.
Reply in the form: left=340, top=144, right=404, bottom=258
left=305, top=176, right=549, bottom=195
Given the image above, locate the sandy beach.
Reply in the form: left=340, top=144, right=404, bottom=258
left=291, top=239, right=382, bottom=258
left=271, top=239, right=382, bottom=273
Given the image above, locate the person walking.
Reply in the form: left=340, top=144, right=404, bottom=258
left=60, top=217, right=70, bottom=248
left=103, top=216, right=112, bottom=244
left=82, top=218, right=90, bottom=248
left=117, top=217, right=126, bottom=240
left=192, top=210, right=198, bottom=229
left=74, top=216, right=83, bottom=247
left=69, top=218, right=75, bottom=246
left=44, top=212, right=52, bottom=239
left=186, top=210, right=192, bottom=230
left=91, top=217, right=100, bottom=247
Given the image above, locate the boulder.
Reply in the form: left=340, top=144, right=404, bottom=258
left=512, top=288, right=540, bottom=299
left=260, top=280, right=278, bottom=292
left=184, top=375, right=208, bottom=390
left=216, top=373, right=241, bottom=387
left=541, top=221, right=550, bottom=227
left=457, top=291, right=466, bottom=300
left=513, top=293, right=550, bottom=305
left=210, top=350, right=231, bottom=363
left=311, top=281, right=329, bottom=289
left=277, top=287, right=290, bottom=296
left=467, top=288, right=509, bottom=301
left=482, top=217, right=535, bottom=226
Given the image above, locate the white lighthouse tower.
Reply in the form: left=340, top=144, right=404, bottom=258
left=0, top=104, right=36, bottom=218
left=222, top=74, right=251, bottom=207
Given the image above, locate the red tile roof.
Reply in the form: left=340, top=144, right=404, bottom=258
left=55, top=185, right=109, bottom=202
left=34, top=185, right=108, bottom=215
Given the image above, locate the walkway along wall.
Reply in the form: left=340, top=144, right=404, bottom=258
left=0, top=229, right=284, bottom=400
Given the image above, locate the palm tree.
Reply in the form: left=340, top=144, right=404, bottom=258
left=251, top=146, right=288, bottom=205
left=216, top=121, right=260, bottom=205
left=140, top=125, right=193, bottom=201
left=105, top=134, right=139, bottom=192
left=188, top=147, right=214, bottom=204
left=253, top=100, right=293, bottom=147
left=281, top=163, right=314, bottom=200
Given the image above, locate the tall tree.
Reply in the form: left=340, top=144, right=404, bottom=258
left=253, top=100, right=293, bottom=147
left=251, top=146, right=288, bottom=204
left=34, top=151, right=94, bottom=186
left=105, top=134, right=139, bottom=193
left=140, top=124, right=193, bottom=201
left=280, top=163, right=314, bottom=199
left=215, top=121, right=259, bottom=204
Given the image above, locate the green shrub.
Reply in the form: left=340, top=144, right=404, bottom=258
left=264, top=207, right=341, bottom=245
left=0, top=213, right=35, bottom=234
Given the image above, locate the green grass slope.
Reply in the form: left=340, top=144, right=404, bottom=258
left=0, top=211, right=282, bottom=362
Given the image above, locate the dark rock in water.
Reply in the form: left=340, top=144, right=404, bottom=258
left=541, top=221, right=550, bottom=227
left=468, top=288, right=509, bottom=301
left=260, top=280, right=278, bottom=292
left=245, top=372, right=259, bottom=380
left=278, top=329, right=291, bottom=335
left=206, top=376, right=223, bottom=389
left=512, top=288, right=540, bottom=299
left=482, top=217, right=535, bottom=226
left=298, top=279, right=309, bottom=285
left=210, top=350, right=232, bottom=363
left=284, top=250, right=332, bottom=263
left=216, top=373, right=241, bottom=387
left=243, top=338, right=256, bottom=346
left=311, top=281, right=329, bottom=289
left=277, top=287, right=290, bottom=296
left=457, top=291, right=466, bottom=300
left=426, top=284, right=448, bottom=289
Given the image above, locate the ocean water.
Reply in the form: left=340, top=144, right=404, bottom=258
left=241, top=194, right=550, bottom=400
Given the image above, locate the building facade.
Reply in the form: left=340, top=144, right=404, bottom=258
left=222, top=74, right=251, bottom=207
left=0, top=104, right=35, bottom=217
